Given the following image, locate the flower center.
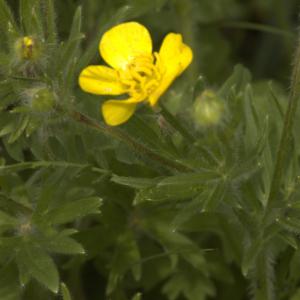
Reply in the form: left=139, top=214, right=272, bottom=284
left=119, top=53, right=162, bottom=101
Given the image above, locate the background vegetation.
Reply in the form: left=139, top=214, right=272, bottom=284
left=1, top=0, right=300, bottom=299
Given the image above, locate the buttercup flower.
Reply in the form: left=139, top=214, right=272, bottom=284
left=79, top=22, right=193, bottom=126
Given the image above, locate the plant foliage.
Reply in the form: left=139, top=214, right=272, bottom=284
left=0, top=0, right=300, bottom=299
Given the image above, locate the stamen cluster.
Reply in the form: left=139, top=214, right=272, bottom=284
left=119, top=54, right=163, bottom=100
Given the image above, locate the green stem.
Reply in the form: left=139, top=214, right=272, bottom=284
left=159, top=103, right=196, bottom=144
left=266, top=31, right=300, bottom=209
left=221, top=21, right=294, bottom=39
left=253, top=251, right=275, bottom=300
left=159, top=104, right=221, bottom=166
left=0, top=161, right=108, bottom=174
left=70, top=110, right=192, bottom=173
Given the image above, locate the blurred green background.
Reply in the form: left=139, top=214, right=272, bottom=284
left=7, top=0, right=298, bottom=83
left=58, top=0, right=297, bottom=83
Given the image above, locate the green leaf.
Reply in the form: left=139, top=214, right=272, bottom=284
left=0, top=123, right=14, bottom=138
left=134, top=184, right=200, bottom=204
left=159, top=227, right=205, bottom=268
left=193, top=75, right=207, bottom=99
left=0, top=210, right=18, bottom=227
left=159, top=103, right=196, bottom=144
left=8, top=115, right=29, bottom=144
left=0, top=237, right=20, bottom=264
left=0, top=161, right=107, bottom=175
left=201, top=182, right=228, bottom=211
left=291, top=288, right=300, bottom=300
left=158, top=172, right=218, bottom=186
left=0, top=237, right=21, bottom=250
left=68, top=6, right=82, bottom=42
left=171, top=194, right=205, bottom=229
left=132, top=172, right=220, bottom=204
left=45, top=197, right=102, bottom=225
left=242, top=238, right=263, bottom=276
left=243, top=84, right=259, bottom=149
left=277, top=217, right=300, bottom=234
left=126, top=115, right=178, bottom=157
left=132, top=292, right=142, bottom=300
left=0, top=0, right=19, bottom=39
left=58, top=6, right=83, bottom=82
left=61, top=283, right=72, bottom=300
left=31, top=6, right=44, bottom=38
left=0, top=264, right=21, bottom=300
left=45, top=0, right=57, bottom=44
left=16, top=254, right=31, bottom=287
left=107, top=231, right=141, bottom=295
left=2, top=137, right=25, bottom=161
left=19, top=0, right=43, bottom=36
left=180, top=212, right=242, bottom=262
left=278, top=232, right=298, bottom=249
left=46, top=234, right=85, bottom=255
left=219, top=64, right=251, bottom=98
left=17, top=244, right=59, bottom=293
left=162, top=264, right=215, bottom=300
left=111, top=175, right=161, bottom=189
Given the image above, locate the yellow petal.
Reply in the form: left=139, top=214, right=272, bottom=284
left=102, top=98, right=138, bottom=126
left=79, top=65, right=126, bottom=95
left=148, top=33, right=193, bottom=106
left=100, top=22, right=152, bottom=70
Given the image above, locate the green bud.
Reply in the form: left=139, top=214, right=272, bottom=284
left=193, top=90, right=224, bottom=127
left=31, top=88, right=56, bottom=112
left=15, top=36, right=41, bottom=61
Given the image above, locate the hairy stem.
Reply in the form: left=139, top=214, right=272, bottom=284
left=0, top=160, right=108, bottom=174
left=253, top=251, right=275, bottom=300
left=266, top=30, right=300, bottom=209
left=70, top=110, right=192, bottom=173
left=159, top=103, right=196, bottom=144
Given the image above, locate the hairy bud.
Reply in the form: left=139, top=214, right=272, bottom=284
left=30, top=88, right=56, bottom=112
left=15, top=36, right=40, bottom=61
left=193, top=90, right=224, bottom=127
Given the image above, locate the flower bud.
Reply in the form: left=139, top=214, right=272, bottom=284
left=30, top=88, right=56, bottom=112
left=15, top=36, right=40, bottom=61
left=193, top=90, right=224, bottom=127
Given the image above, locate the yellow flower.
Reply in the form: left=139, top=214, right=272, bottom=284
left=22, top=37, right=34, bottom=59
left=15, top=36, right=36, bottom=60
left=79, top=22, right=193, bottom=126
